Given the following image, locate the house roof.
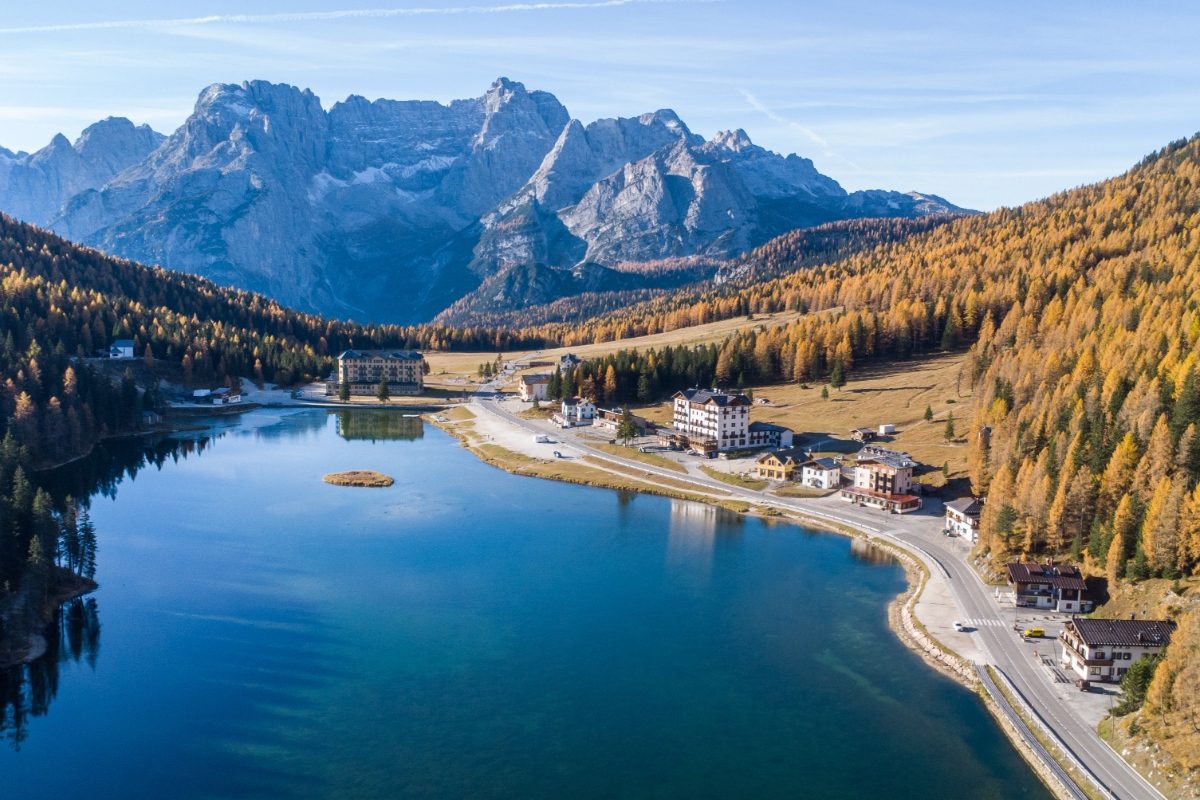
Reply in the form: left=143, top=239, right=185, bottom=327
left=674, top=388, right=750, bottom=407
left=858, top=454, right=915, bottom=470
left=1006, top=562, right=1088, bottom=591
left=1069, top=618, right=1176, bottom=648
left=756, top=446, right=807, bottom=465
left=802, top=457, right=840, bottom=470
left=749, top=421, right=792, bottom=433
left=945, top=497, right=983, bottom=516
left=857, top=445, right=912, bottom=462
left=521, top=373, right=552, bottom=384
left=338, top=349, right=423, bottom=361
left=113, top=339, right=134, bottom=348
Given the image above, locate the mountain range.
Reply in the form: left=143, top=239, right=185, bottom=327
left=0, top=78, right=969, bottom=323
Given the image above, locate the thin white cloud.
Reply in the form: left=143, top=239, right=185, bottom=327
left=739, top=89, right=828, bottom=149
left=738, top=88, right=867, bottom=174
left=0, top=0, right=703, bottom=35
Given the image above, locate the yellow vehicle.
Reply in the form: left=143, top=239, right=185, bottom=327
left=1022, top=627, right=1045, bottom=639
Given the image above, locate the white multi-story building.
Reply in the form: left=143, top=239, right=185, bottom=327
left=1059, top=618, right=1175, bottom=684
left=748, top=421, right=794, bottom=449
left=557, top=396, right=596, bottom=426
left=944, top=497, right=983, bottom=541
left=667, top=389, right=751, bottom=454
left=800, top=457, right=842, bottom=490
left=840, top=451, right=922, bottom=513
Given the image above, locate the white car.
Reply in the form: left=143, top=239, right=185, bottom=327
left=953, top=621, right=965, bottom=632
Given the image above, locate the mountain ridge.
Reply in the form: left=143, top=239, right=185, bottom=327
left=0, top=77, right=971, bottom=323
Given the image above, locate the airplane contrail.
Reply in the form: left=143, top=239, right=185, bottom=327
left=0, top=0, right=709, bottom=35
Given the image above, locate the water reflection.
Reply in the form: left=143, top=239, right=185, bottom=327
left=849, top=537, right=900, bottom=567
left=250, top=409, right=331, bottom=440
left=1, top=598, right=100, bottom=750
left=334, top=410, right=424, bottom=442
left=41, top=434, right=218, bottom=505
left=666, top=501, right=744, bottom=584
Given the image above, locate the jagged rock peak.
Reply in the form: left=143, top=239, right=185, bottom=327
left=75, top=117, right=163, bottom=154
left=194, top=80, right=323, bottom=118
left=710, top=128, right=754, bottom=151
left=0, top=76, right=971, bottom=325
left=639, top=109, right=687, bottom=131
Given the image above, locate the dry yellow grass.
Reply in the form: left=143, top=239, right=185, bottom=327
left=322, top=470, right=394, bottom=487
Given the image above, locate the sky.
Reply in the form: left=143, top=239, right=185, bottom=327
left=1, top=1, right=1198, bottom=210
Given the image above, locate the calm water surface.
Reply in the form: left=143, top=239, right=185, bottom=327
left=3, top=409, right=1051, bottom=799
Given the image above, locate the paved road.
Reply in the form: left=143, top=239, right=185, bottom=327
left=897, top=527, right=1161, bottom=800
left=472, top=394, right=1164, bottom=800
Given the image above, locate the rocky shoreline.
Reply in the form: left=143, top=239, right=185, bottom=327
left=0, top=568, right=98, bottom=669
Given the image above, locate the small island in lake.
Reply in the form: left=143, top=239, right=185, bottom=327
left=322, top=470, right=395, bottom=488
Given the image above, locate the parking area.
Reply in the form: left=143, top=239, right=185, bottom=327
left=975, top=593, right=1124, bottom=726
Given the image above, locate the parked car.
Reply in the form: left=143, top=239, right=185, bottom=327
left=1022, top=627, right=1045, bottom=639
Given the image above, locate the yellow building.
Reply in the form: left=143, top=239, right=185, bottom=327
left=754, top=447, right=806, bottom=481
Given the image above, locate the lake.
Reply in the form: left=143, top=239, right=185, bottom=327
left=2, top=409, right=1051, bottom=799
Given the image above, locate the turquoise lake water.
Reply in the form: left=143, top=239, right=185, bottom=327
left=2, top=409, right=1051, bottom=799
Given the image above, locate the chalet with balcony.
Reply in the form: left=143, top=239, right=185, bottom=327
left=1059, top=618, right=1175, bottom=683
left=754, top=447, right=806, bottom=481
left=944, top=497, right=983, bottom=542
left=1006, top=562, right=1093, bottom=613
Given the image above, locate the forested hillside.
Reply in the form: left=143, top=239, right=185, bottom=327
left=442, top=215, right=955, bottom=330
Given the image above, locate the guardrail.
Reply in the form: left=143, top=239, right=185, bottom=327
left=988, top=666, right=1119, bottom=800
left=976, top=665, right=1093, bottom=800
